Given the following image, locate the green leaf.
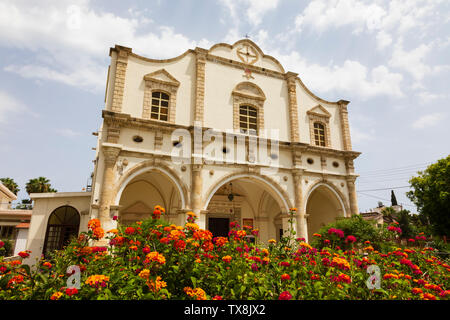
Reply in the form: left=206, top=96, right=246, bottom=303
left=190, top=276, right=197, bottom=287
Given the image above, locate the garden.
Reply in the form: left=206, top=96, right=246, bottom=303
left=0, top=206, right=449, bottom=300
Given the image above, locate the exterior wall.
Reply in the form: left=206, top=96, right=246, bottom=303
left=121, top=53, right=196, bottom=125
left=25, top=193, right=91, bottom=265
left=13, top=229, right=28, bottom=256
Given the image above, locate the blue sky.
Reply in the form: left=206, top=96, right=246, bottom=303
left=0, top=0, right=449, bottom=213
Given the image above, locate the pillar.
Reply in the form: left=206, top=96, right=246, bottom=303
left=191, top=164, right=205, bottom=229
left=292, top=169, right=308, bottom=242
left=346, top=176, right=359, bottom=216
left=286, top=72, right=300, bottom=143
left=194, top=47, right=207, bottom=125
left=338, top=100, right=352, bottom=151
left=98, top=145, right=121, bottom=235
left=110, top=45, right=131, bottom=113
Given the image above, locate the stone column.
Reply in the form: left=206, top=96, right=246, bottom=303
left=191, top=164, right=205, bottom=228
left=292, top=169, right=308, bottom=242
left=194, top=48, right=207, bottom=125
left=98, top=145, right=121, bottom=234
left=338, top=100, right=352, bottom=151
left=346, top=176, right=359, bottom=216
left=110, top=45, right=131, bottom=113
left=286, top=72, right=300, bottom=143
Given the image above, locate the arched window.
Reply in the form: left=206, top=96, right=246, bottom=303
left=150, top=91, right=170, bottom=121
left=313, top=122, right=326, bottom=146
left=43, top=206, right=80, bottom=256
left=239, top=105, right=258, bottom=135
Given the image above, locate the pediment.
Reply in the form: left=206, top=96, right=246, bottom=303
left=232, top=81, right=266, bottom=101
left=143, top=69, right=180, bottom=86
left=306, top=104, right=331, bottom=118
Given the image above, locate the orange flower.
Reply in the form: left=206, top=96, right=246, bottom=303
left=145, top=251, right=166, bottom=265
left=412, top=288, right=423, bottom=295
left=92, top=227, right=104, bottom=240
left=85, top=275, right=110, bottom=288
left=88, top=218, right=101, bottom=230
left=222, top=255, right=232, bottom=263
left=50, top=291, right=63, bottom=300
left=147, top=276, right=167, bottom=292
left=184, top=287, right=207, bottom=300
left=138, top=269, right=150, bottom=279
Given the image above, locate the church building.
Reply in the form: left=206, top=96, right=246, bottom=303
left=25, top=39, right=360, bottom=262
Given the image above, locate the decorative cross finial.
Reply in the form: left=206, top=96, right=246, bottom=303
left=245, top=33, right=250, bottom=39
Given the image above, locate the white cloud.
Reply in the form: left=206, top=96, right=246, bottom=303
left=0, top=0, right=212, bottom=92
left=412, top=113, right=445, bottom=129
left=0, top=90, right=26, bottom=123
left=275, top=51, right=403, bottom=99
left=293, top=0, right=443, bottom=50
left=295, top=0, right=386, bottom=34
left=245, top=0, right=280, bottom=26
left=218, top=0, right=280, bottom=28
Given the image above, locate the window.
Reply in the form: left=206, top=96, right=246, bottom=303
left=150, top=91, right=169, bottom=121
left=142, top=69, right=179, bottom=123
left=313, top=122, right=326, bottom=146
left=43, top=206, right=80, bottom=257
left=239, top=105, right=258, bottom=134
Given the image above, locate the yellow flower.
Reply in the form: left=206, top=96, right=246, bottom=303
left=138, top=269, right=150, bottom=279
left=50, top=291, right=63, bottom=300
left=268, top=239, right=276, bottom=244
left=299, top=242, right=312, bottom=250
left=184, top=287, right=207, bottom=300
left=147, top=276, right=167, bottom=292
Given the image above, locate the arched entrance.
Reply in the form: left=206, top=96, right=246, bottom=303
left=43, top=206, right=80, bottom=256
left=117, top=169, right=184, bottom=225
left=305, top=183, right=346, bottom=240
left=204, top=175, right=291, bottom=243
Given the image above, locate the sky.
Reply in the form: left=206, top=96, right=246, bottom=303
left=0, top=0, right=449, bottom=213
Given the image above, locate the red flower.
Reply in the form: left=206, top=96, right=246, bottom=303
left=125, top=227, right=135, bottom=235
left=65, top=287, right=78, bottom=296
left=346, top=235, right=357, bottom=243
left=278, top=291, right=292, bottom=300
left=18, top=251, right=30, bottom=259
left=281, top=273, right=291, bottom=281
left=0, top=240, right=4, bottom=248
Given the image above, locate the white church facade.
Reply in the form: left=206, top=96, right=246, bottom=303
left=25, top=39, right=360, bottom=262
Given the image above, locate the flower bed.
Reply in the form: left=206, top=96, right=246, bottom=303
left=0, top=207, right=449, bottom=300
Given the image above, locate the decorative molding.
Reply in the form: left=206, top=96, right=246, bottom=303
left=110, top=45, right=131, bottom=113
left=232, top=82, right=265, bottom=134
left=142, top=69, right=179, bottom=123
left=307, top=105, right=332, bottom=148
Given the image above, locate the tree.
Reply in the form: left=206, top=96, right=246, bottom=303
left=25, top=177, right=57, bottom=194
left=0, top=177, right=20, bottom=195
left=391, top=190, right=398, bottom=206
left=407, top=155, right=450, bottom=237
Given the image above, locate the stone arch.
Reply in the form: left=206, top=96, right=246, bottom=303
left=304, top=180, right=350, bottom=240
left=112, top=160, right=189, bottom=209
left=203, top=171, right=293, bottom=213
left=43, top=205, right=80, bottom=257
left=303, top=180, right=350, bottom=216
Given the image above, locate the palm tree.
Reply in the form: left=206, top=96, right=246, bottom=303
left=0, top=177, right=20, bottom=195
left=25, top=177, right=57, bottom=194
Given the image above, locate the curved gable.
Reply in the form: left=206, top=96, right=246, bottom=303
left=209, top=39, right=285, bottom=73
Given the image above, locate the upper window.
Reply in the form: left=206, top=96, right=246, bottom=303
left=239, top=105, right=258, bottom=135
left=313, top=122, right=326, bottom=146
left=151, top=91, right=169, bottom=121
